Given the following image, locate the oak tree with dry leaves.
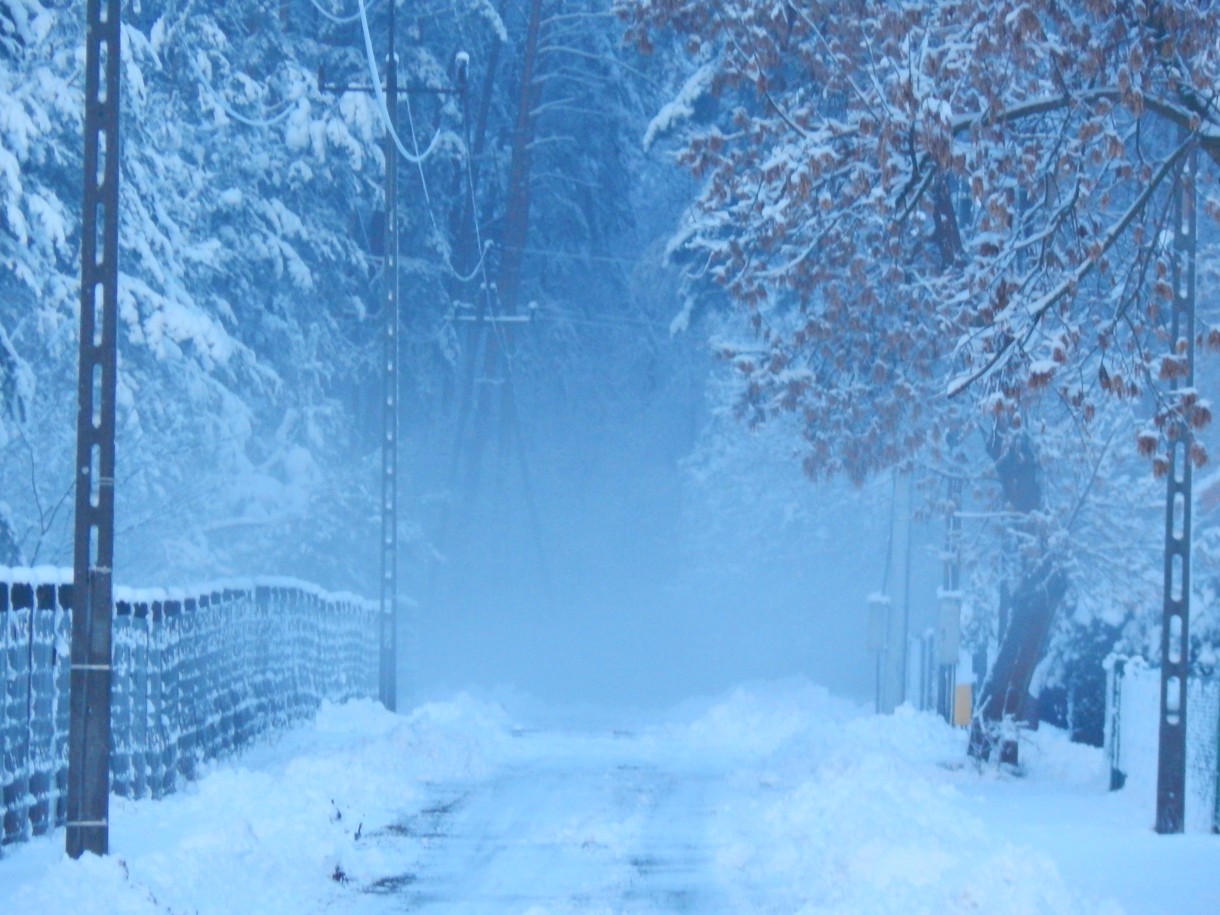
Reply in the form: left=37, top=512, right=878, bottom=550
left=619, top=0, right=1220, bottom=757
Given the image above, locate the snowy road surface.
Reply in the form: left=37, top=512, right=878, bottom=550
left=356, top=732, right=734, bottom=912
left=2, top=681, right=1219, bottom=913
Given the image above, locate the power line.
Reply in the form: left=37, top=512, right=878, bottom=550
left=188, top=55, right=296, bottom=129
left=404, top=90, right=483, bottom=285
left=517, top=245, right=644, bottom=267
left=355, top=0, right=464, bottom=167
left=545, top=312, right=670, bottom=332
left=337, top=0, right=485, bottom=286
left=307, top=0, right=383, bottom=26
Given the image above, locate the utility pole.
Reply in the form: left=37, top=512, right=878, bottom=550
left=877, top=473, right=912, bottom=714
left=318, top=9, right=463, bottom=713
left=378, top=0, right=400, bottom=713
left=67, top=0, right=121, bottom=859
left=1156, top=139, right=1197, bottom=835
left=937, top=477, right=963, bottom=724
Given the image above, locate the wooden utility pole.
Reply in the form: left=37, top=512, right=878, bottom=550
left=496, top=0, right=543, bottom=317
left=461, top=0, right=542, bottom=492
left=67, top=0, right=121, bottom=859
left=436, top=0, right=548, bottom=595
left=1156, top=140, right=1197, bottom=834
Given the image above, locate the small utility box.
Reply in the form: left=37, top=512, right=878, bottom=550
left=867, top=592, right=890, bottom=652
left=937, top=590, right=963, bottom=666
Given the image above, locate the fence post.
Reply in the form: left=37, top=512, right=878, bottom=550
left=1, top=579, right=25, bottom=847
left=153, top=599, right=176, bottom=798
left=131, top=600, right=149, bottom=799
left=8, top=582, right=33, bottom=844
left=1214, top=676, right=1220, bottom=833
left=170, top=599, right=195, bottom=782
left=54, top=583, right=72, bottom=827
left=27, top=584, right=53, bottom=836
left=1106, top=657, right=1126, bottom=791
left=110, top=600, right=132, bottom=798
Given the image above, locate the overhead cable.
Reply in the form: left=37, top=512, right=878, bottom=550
left=189, top=55, right=296, bottom=129
left=355, top=0, right=463, bottom=166
left=307, top=0, right=382, bottom=26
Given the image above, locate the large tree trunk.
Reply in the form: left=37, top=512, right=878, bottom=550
left=969, top=427, right=1069, bottom=764
left=925, top=169, right=1068, bottom=764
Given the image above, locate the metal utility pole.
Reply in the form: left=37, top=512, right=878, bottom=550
left=67, top=0, right=121, bottom=859
left=1156, top=140, right=1197, bottom=835
left=937, top=478, right=963, bottom=724
left=318, top=21, right=465, bottom=714
left=877, top=473, right=913, bottom=714
left=378, top=0, right=400, bottom=713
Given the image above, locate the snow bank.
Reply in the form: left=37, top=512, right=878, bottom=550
left=683, top=678, right=861, bottom=758
left=685, top=680, right=1120, bottom=915
left=0, top=694, right=515, bottom=915
left=0, top=679, right=1157, bottom=914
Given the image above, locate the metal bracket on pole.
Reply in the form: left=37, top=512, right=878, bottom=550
left=1156, top=140, right=1196, bottom=835
left=67, top=0, right=121, bottom=860
left=378, top=5, right=400, bottom=713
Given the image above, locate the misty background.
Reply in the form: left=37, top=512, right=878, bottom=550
left=2, top=0, right=1204, bottom=729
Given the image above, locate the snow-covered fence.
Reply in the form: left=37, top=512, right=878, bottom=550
left=1, top=567, right=378, bottom=851
left=1105, top=657, right=1220, bottom=833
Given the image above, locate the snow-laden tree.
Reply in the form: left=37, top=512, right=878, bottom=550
left=393, top=0, right=691, bottom=584
left=618, top=0, right=1220, bottom=756
left=0, top=0, right=473, bottom=587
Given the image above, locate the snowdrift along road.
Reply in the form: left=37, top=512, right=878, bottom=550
left=1, top=680, right=1217, bottom=913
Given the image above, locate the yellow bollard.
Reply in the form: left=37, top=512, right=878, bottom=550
left=953, top=683, right=973, bottom=728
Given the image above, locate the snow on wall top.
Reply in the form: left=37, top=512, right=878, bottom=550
left=0, top=565, right=376, bottom=611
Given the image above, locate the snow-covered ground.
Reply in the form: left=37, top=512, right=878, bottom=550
left=1, top=680, right=1218, bottom=914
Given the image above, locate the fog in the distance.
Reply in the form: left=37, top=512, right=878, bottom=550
left=400, top=317, right=915, bottom=717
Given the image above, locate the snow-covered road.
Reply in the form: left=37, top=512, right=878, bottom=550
left=355, top=730, right=735, bottom=912
left=2, top=681, right=1219, bottom=914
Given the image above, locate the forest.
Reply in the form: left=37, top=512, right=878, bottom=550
left=3, top=0, right=1220, bottom=760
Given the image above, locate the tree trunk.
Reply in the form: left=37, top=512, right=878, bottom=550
left=969, top=427, right=1069, bottom=764
left=496, top=0, right=543, bottom=317
left=485, top=0, right=543, bottom=480
left=925, top=168, right=1067, bottom=764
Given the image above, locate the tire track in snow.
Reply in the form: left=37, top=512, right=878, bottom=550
left=353, top=730, right=732, bottom=913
